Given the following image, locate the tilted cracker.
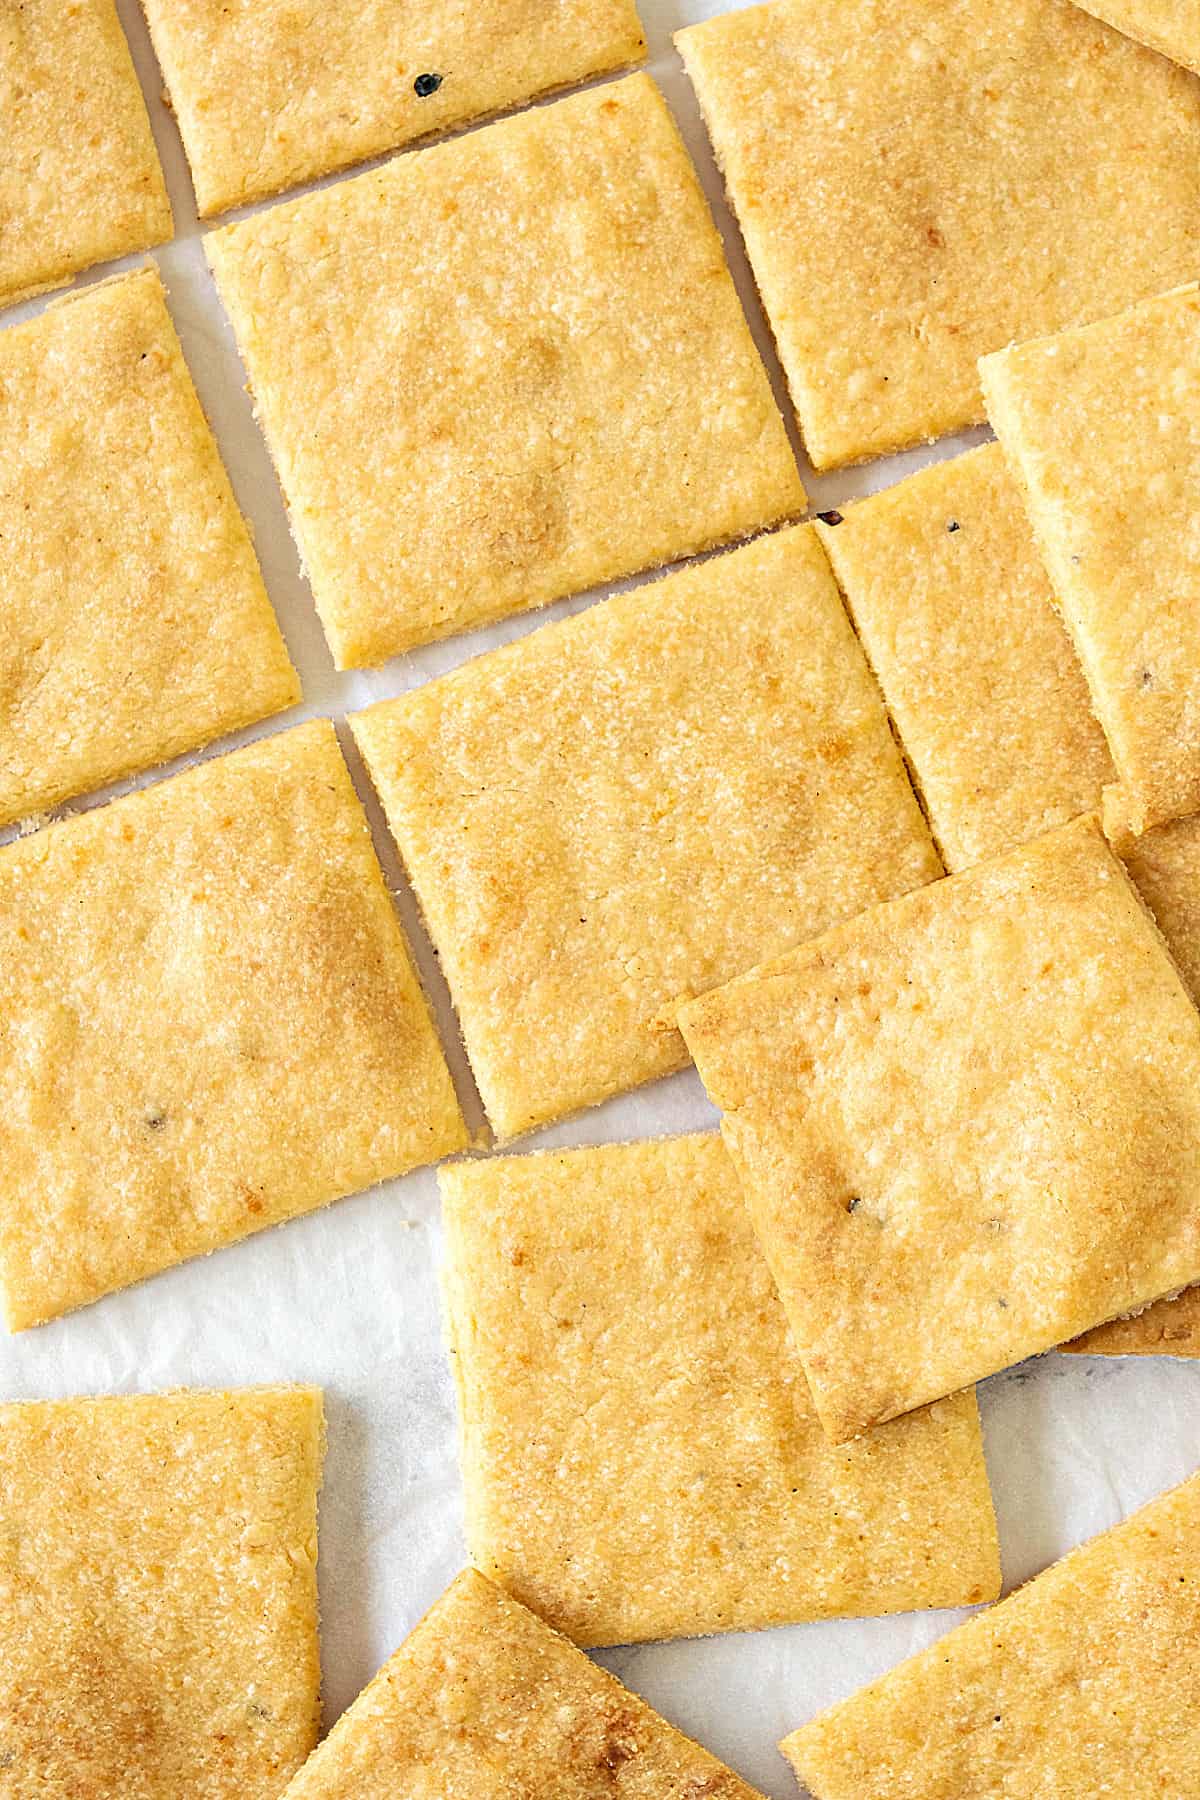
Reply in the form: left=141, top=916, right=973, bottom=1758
left=817, top=443, right=1113, bottom=871
left=784, top=1470, right=1200, bottom=1800
left=677, top=0, right=1200, bottom=468
left=280, top=1568, right=765, bottom=1799
left=140, top=0, right=646, bottom=215
left=440, top=1133, right=999, bottom=1648
left=352, top=524, right=938, bottom=1138
left=0, top=0, right=170, bottom=307
left=982, top=284, right=1200, bottom=835
left=207, top=75, right=803, bottom=666
left=0, top=266, right=299, bottom=827
left=680, top=816, right=1200, bottom=1442
left=1065, top=0, right=1200, bottom=73
left=0, top=720, right=466, bottom=1329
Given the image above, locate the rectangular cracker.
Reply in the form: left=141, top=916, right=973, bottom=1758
left=440, top=1134, right=1000, bottom=1648
left=280, top=1568, right=765, bottom=1799
left=817, top=443, right=1113, bottom=871
left=1065, top=808, right=1200, bottom=1356
left=783, top=1471, right=1200, bottom=1800
left=352, top=524, right=939, bottom=1138
left=0, top=720, right=466, bottom=1329
left=0, top=266, right=300, bottom=827
left=141, top=0, right=647, bottom=215
left=0, top=1385, right=322, bottom=1797
left=1, top=0, right=171, bottom=307
left=679, top=816, right=1200, bottom=1442
left=676, top=0, right=1200, bottom=469
left=1066, top=0, right=1200, bottom=72
left=982, top=283, right=1200, bottom=835
left=207, top=75, right=803, bottom=667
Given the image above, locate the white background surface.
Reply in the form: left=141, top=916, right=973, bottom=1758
left=3, top=3, right=1199, bottom=1795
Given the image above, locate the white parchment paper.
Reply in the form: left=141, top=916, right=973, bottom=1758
left=3, top=4, right=1199, bottom=1794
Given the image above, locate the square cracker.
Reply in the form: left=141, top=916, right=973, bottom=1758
left=0, top=1385, right=322, bottom=1798
left=783, top=1471, right=1200, bottom=1800
left=1065, top=808, right=1200, bottom=1357
left=676, top=0, right=1200, bottom=469
left=0, top=266, right=299, bottom=827
left=280, top=1567, right=764, bottom=1799
left=0, top=719, right=466, bottom=1330
left=817, top=443, right=1113, bottom=872
left=1066, top=0, right=1200, bottom=74
left=207, top=75, right=803, bottom=667
left=0, top=0, right=171, bottom=308
left=140, top=0, right=646, bottom=216
left=982, top=283, right=1200, bottom=836
left=678, top=815, right=1200, bottom=1443
left=351, top=524, right=939, bottom=1139
left=440, top=1134, right=1000, bottom=1649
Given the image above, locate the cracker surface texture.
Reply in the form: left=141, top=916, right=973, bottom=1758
left=0, top=720, right=466, bottom=1329
left=0, top=1385, right=322, bottom=1798
left=0, top=0, right=171, bottom=306
left=783, top=1470, right=1200, bottom=1800
left=140, top=0, right=646, bottom=215
left=818, top=443, right=1113, bottom=871
left=1065, top=0, right=1200, bottom=72
left=440, top=1134, right=999, bottom=1647
left=677, top=0, right=1200, bottom=468
left=0, top=266, right=299, bottom=827
left=280, top=1567, right=765, bottom=1798
left=208, top=75, right=803, bottom=667
left=352, top=524, right=938, bottom=1137
left=982, top=283, right=1200, bottom=835
left=679, top=816, right=1200, bottom=1442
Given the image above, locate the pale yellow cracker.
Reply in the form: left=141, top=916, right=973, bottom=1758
left=440, top=1134, right=1000, bottom=1648
left=0, top=266, right=299, bottom=827
left=982, top=283, right=1200, bottom=836
left=352, top=525, right=938, bottom=1138
left=0, top=0, right=171, bottom=308
left=208, top=75, right=803, bottom=667
left=140, top=0, right=647, bottom=216
left=1066, top=0, right=1200, bottom=73
left=0, top=720, right=466, bottom=1329
left=676, top=0, right=1200, bottom=469
left=0, top=1385, right=322, bottom=1799
left=1065, top=808, right=1200, bottom=1356
left=280, top=1567, right=764, bottom=1799
left=679, top=816, right=1200, bottom=1443
left=784, top=1470, right=1200, bottom=1800
left=818, top=443, right=1113, bottom=872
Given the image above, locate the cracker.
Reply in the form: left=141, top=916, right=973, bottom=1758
left=1066, top=0, right=1200, bottom=72
left=818, top=443, right=1113, bottom=871
left=0, top=0, right=171, bottom=308
left=207, top=75, right=803, bottom=667
left=440, top=1134, right=1000, bottom=1648
left=0, top=720, right=466, bottom=1330
left=783, top=1470, right=1200, bottom=1800
left=0, top=1385, right=322, bottom=1797
left=1064, top=809, right=1200, bottom=1356
left=676, top=0, right=1200, bottom=469
left=982, top=283, right=1200, bottom=835
left=0, top=266, right=299, bottom=827
left=678, top=816, right=1200, bottom=1443
left=280, top=1567, right=764, bottom=1799
left=140, top=0, right=646, bottom=216
left=352, top=525, right=938, bottom=1138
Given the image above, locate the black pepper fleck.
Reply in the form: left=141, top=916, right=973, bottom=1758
left=817, top=509, right=844, bottom=526
left=144, top=1108, right=167, bottom=1132
left=846, top=1196, right=862, bottom=1214
left=414, top=72, right=443, bottom=97
left=1141, top=667, right=1155, bottom=689
left=947, top=518, right=961, bottom=533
